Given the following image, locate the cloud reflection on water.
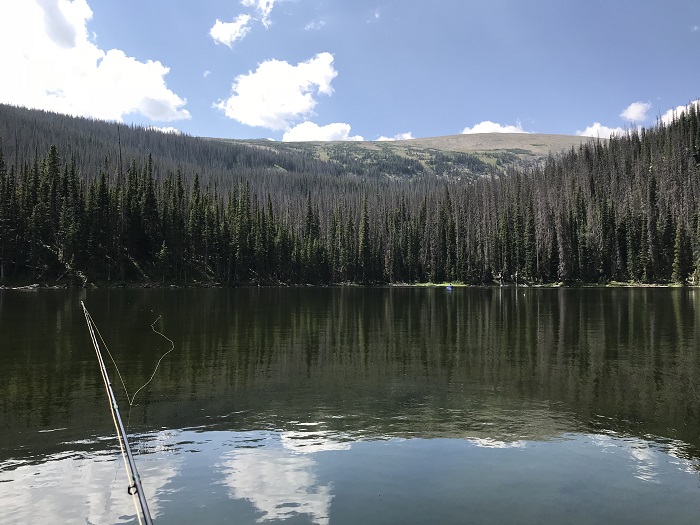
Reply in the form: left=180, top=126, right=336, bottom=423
left=0, top=443, right=180, bottom=524
left=281, top=430, right=352, bottom=453
left=2, top=426, right=699, bottom=525
left=219, top=432, right=336, bottom=525
left=589, top=432, right=700, bottom=485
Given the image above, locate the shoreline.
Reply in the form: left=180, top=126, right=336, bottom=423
left=1, top=280, right=696, bottom=290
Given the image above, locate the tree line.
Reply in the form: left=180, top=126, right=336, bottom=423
left=1, top=104, right=699, bottom=286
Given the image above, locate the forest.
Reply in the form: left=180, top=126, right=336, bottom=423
left=0, top=103, right=699, bottom=286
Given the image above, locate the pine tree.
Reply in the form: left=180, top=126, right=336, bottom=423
left=141, top=154, right=159, bottom=264
left=523, top=199, right=536, bottom=281
left=0, top=148, right=8, bottom=281
left=672, top=221, right=690, bottom=284
left=358, top=193, right=370, bottom=283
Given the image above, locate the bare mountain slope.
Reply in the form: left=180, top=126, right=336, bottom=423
left=389, top=133, right=600, bottom=155
left=232, top=132, right=600, bottom=179
left=244, top=132, right=597, bottom=157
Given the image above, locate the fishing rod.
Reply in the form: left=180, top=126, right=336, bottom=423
left=81, top=301, right=154, bottom=525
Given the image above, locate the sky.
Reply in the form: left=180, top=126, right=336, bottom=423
left=1, top=0, right=699, bottom=142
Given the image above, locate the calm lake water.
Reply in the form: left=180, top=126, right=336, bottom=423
left=1, top=287, right=699, bottom=524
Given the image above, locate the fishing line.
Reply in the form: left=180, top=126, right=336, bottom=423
left=82, top=302, right=152, bottom=525
left=84, top=307, right=173, bottom=523
left=123, top=315, right=175, bottom=434
left=129, top=315, right=175, bottom=408
left=82, top=303, right=174, bottom=525
left=85, top=309, right=174, bottom=408
left=81, top=311, right=128, bottom=523
left=83, top=307, right=130, bottom=402
left=82, top=302, right=168, bottom=525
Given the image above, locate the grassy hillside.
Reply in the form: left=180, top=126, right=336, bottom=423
left=394, top=132, right=598, bottom=156
left=221, top=132, right=599, bottom=180
left=239, top=132, right=596, bottom=156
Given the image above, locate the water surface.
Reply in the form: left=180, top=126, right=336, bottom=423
left=1, top=287, right=699, bottom=524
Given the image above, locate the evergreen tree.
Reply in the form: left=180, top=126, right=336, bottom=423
left=358, top=194, right=370, bottom=283
left=672, top=221, right=691, bottom=283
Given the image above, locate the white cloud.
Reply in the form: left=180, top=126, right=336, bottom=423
left=0, top=0, right=189, bottom=122
left=241, top=0, right=275, bottom=28
left=576, top=122, right=624, bottom=138
left=37, top=0, right=78, bottom=48
left=369, top=9, right=381, bottom=22
left=203, top=70, right=211, bottom=78
left=283, top=121, right=364, bottom=142
left=305, top=19, right=326, bottom=31
left=620, top=101, right=652, bottom=122
left=210, top=14, right=252, bottom=47
left=215, top=52, right=337, bottom=130
left=659, top=100, right=699, bottom=125
left=461, top=120, right=528, bottom=134
left=377, top=132, right=414, bottom=141
left=147, top=126, right=181, bottom=134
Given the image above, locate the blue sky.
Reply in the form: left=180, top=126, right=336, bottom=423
left=1, top=0, right=699, bottom=141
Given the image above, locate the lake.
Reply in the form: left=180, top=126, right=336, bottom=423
left=1, top=287, right=699, bottom=524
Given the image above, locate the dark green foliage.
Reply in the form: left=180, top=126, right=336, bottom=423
left=672, top=221, right=691, bottom=283
left=1, top=103, right=700, bottom=285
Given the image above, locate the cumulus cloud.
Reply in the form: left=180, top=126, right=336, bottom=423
left=576, top=122, right=625, bottom=138
left=461, top=120, right=528, bottom=134
left=659, top=100, right=699, bottom=125
left=215, top=52, right=337, bottom=130
left=621, top=101, right=652, bottom=122
left=377, top=132, right=414, bottom=141
left=147, top=126, right=182, bottom=134
left=210, top=14, right=252, bottom=47
left=37, top=0, right=78, bottom=48
left=283, top=122, right=364, bottom=142
left=0, top=0, right=189, bottom=122
left=242, top=0, right=275, bottom=28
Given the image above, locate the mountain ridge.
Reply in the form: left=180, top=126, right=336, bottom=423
left=1, top=103, right=598, bottom=182
left=220, top=132, right=599, bottom=167
left=275, top=132, right=598, bottom=154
